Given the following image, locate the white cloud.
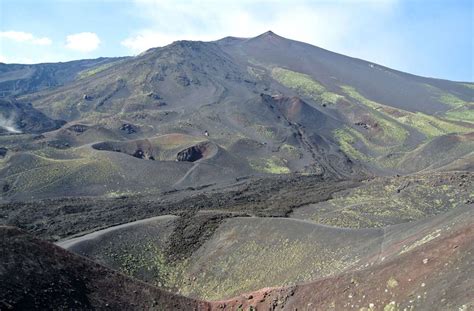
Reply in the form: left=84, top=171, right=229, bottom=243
left=65, top=32, right=101, bottom=52
left=121, top=31, right=187, bottom=53
left=121, top=0, right=400, bottom=57
left=32, top=37, right=53, bottom=45
left=0, top=31, right=52, bottom=46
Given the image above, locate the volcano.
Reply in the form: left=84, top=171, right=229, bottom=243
left=0, top=31, right=472, bottom=310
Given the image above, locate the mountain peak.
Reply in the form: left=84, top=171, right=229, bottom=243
left=259, top=30, right=279, bottom=37
left=250, top=30, right=287, bottom=43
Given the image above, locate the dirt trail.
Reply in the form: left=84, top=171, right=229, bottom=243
left=56, top=215, right=178, bottom=249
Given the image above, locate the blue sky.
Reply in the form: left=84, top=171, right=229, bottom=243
left=0, top=0, right=472, bottom=81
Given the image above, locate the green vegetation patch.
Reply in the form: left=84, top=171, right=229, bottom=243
left=77, top=61, right=120, bottom=80
left=461, top=83, right=474, bottom=90
left=439, top=92, right=470, bottom=109
left=272, top=67, right=343, bottom=105
left=333, top=128, right=371, bottom=162
left=108, top=240, right=189, bottom=290
left=341, top=86, right=408, bottom=144
left=396, top=111, right=472, bottom=137
left=179, top=218, right=361, bottom=300
left=445, top=108, right=474, bottom=123
left=341, top=85, right=472, bottom=154
left=250, top=156, right=290, bottom=174
left=294, top=173, right=472, bottom=229
left=1, top=148, right=127, bottom=198
left=424, top=83, right=474, bottom=123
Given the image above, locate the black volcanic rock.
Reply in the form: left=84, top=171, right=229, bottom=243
left=177, top=145, right=204, bottom=162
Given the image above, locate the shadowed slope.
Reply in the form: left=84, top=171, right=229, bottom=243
left=0, top=57, right=125, bottom=97
left=0, top=226, right=210, bottom=310
left=0, top=98, right=65, bottom=134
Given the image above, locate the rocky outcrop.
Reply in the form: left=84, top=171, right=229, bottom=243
left=176, top=142, right=216, bottom=162
left=177, top=145, right=205, bottom=162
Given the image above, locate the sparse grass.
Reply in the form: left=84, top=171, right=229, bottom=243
left=400, top=229, right=442, bottom=254
left=250, top=156, right=290, bottom=174
left=461, top=83, right=474, bottom=90
left=112, top=240, right=188, bottom=290
left=397, top=137, right=474, bottom=173
left=178, top=220, right=359, bottom=300
left=280, top=143, right=300, bottom=157
left=339, top=84, right=473, bottom=172
left=397, top=112, right=472, bottom=137
left=333, top=84, right=472, bottom=169
left=424, top=83, right=474, bottom=123
left=340, top=86, right=378, bottom=109
left=272, top=67, right=343, bottom=105
left=328, top=84, right=471, bottom=171
left=341, top=86, right=408, bottom=144
left=247, top=66, right=265, bottom=80
left=253, top=124, right=277, bottom=140
left=445, top=108, right=474, bottom=123
left=333, top=128, right=371, bottom=162
left=297, top=173, right=472, bottom=229
left=386, top=276, right=399, bottom=288
left=77, top=61, right=120, bottom=80
left=439, top=92, right=474, bottom=123
left=2, top=148, right=123, bottom=197
left=439, top=93, right=469, bottom=109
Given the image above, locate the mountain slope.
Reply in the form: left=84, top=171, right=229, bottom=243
left=0, top=226, right=210, bottom=310
left=219, top=31, right=473, bottom=114
left=0, top=98, right=65, bottom=134
left=0, top=57, right=125, bottom=98
left=0, top=31, right=472, bottom=199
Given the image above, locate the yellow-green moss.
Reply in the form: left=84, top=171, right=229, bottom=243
left=445, top=108, right=474, bottom=123
left=461, top=83, right=474, bottom=90
left=300, top=174, right=471, bottom=229
left=179, top=236, right=358, bottom=300
left=272, top=67, right=343, bottom=105
left=439, top=93, right=470, bottom=109
left=77, top=61, right=121, bottom=80
left=250, top=157, right=290, bottom=174
left=333, top=128, right=371, bottom=162
left=387, top=276, right=399, bottom=288
left=340, top=86, right=408, bottom=143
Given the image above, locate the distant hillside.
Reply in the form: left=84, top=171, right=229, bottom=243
left=0, top=57, right=126, bottom=97
left=0, top=31, right=472, bottom=199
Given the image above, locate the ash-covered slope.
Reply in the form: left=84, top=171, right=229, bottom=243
left=0, top=31, right=472, bottom=199
left=0, top=98, right=65, bottom=134
left=219, top=31, right=473, bottom=114
left=0, top=226, right=211, bottom=310
left=218, top=205, right=474, bottom=311
left=21, top=40, right=256, bottom=121
left=2, top=173, right=471, bottom=310
left=0, top=57, right=125, bottom=98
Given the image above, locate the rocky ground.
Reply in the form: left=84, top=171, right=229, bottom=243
left=0, top=174, right=358, bottom=241
left=1, top=171, right=472, bottom=310
left=0, top=30, right=472, bottom=310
